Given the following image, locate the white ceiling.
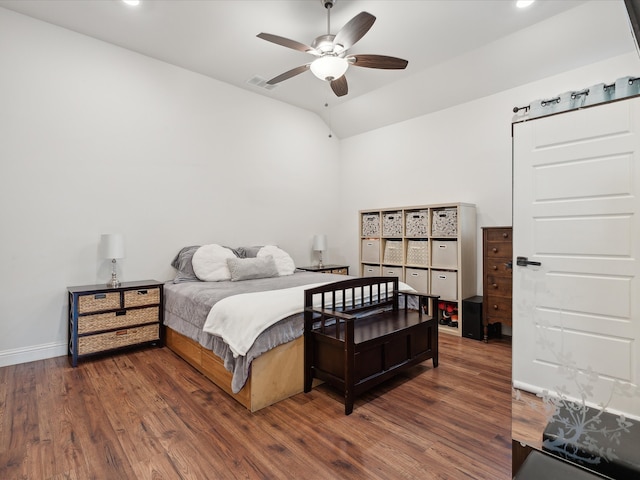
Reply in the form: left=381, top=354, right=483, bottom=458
left=0, top=0, right=636, bottom=138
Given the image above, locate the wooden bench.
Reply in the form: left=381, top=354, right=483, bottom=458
left=303, top=276, right=439, bottom=415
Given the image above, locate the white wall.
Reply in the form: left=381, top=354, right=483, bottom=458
left=0, top=8, right=342, bottom=365
left=337, top=52, right=640, bottom=295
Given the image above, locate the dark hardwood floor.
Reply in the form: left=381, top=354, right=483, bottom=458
left=0, top=334, right=512, bottom=479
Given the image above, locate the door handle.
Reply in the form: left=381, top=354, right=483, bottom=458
left=516, top=256, right=541, bottom=267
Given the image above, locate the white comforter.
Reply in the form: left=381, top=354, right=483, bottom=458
left=202, top=282, right=328, bottom=357
left=202, top=280, right=416, bottom=358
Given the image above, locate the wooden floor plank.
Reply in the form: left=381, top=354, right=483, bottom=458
left=0, top=335, right=512, bottom=479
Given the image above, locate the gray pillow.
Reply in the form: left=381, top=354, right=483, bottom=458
left=236, top=245, right=263, bottom=258
left=171, top=245, right=200, bottom=283
left=227, top=255, right=278, bottom=281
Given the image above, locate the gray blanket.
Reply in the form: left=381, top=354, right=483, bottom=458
left=163, top=270, right=349, bottom=393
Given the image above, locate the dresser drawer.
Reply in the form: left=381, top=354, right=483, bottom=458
left=78, top=306, right=159, bottom=334
left=78, top=324, right=160, bottom=355
left=329, top=268, right=349, bottom=275
left=484, top=257, right=513, bottom=276
left=485, top=227, right=512, bottom=242
left=124, top=287, right=160, bottom=308
left=484, top=242, right=512, bottom=259
left=78, top=291, right=120, bottom=313
left=484, top=275, right=512, bottom=297
left=484, top=296, right=512, bottom=323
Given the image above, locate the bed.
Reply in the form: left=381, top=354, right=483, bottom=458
left=163, top=244, right=349, bottom=412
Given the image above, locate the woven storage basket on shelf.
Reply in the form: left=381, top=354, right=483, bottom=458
left=78, top=292, right=120, bottom=313
left=383, top=240, right=403, bottom=264
left=78, top=307, right=159, bottom=335
left=431, top=208, right=458, bottom=236
left=124, top=287, right=160, bottom=307
left=406, top=240, right=429, bottom=266
left=405, top=211, right=429, bottom=237
left=78, top=324, right=159, bottom=355
left=382, top=212, right=403, bottom=236
left=361, top=214, right=380, bottom=236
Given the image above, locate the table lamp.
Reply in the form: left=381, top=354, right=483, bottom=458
left=313, top=234, right=327, bottom=268
left=102, top=233, right=125, bottom=288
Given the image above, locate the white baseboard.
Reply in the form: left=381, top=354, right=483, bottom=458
left=0, top=341, right=67, bottom=367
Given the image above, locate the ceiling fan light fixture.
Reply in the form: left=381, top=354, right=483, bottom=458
left=310, top=56, right=348, bottom=81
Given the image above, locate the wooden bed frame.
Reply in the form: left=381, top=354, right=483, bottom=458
left=164, top=326, right=304, bottom=412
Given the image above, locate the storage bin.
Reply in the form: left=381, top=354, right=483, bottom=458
left=383, top=240, right=403, bottom=264
left=78, top=291, right=120, bottom=313
left=405, top=210, right=429, bottom=237
left=361, top=213, right=380, bottom=236
left=362, top=265, right=381, bottom=277
left=77, top=324, right=159, bottom=355
left=382, top=212, right=403, bottom=236
left=405, top=268, right=429, bottom=293
left=78, top=307, right=159, bottom=335
left=431, top=240, right=458, bottom=268
left=123, top=287, right=160, bottom=308
left=432, top=208, right=458, bottom=236
left=381, top=266, right=403, bottom=278
left=361, top=239, right=380, bottom=263
left=406, top=240, right=429, bottom=266
left=430, top=270, right=457, bottom=300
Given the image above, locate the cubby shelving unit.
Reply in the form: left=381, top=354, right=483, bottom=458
left=359, top=203, right=477, bottom=336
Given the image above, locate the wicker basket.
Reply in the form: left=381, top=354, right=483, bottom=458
left=383, top=240, right=403, bottom=264
left=78, top=307, right=159, bottom=335
left=78, top=324, right=159, bottom=355
left=124, top=288, right=160, bottom=308
left=78, top=291, right=120, bottom=313
left=406, top=240, right=429, bottom=266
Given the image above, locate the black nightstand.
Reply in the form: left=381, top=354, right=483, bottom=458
left=297, top=265, right=350, bottom=275
left=67, top=280, right=164, bottom=366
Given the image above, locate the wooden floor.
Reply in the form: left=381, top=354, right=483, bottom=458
left=0, top=334, right=512, bottom=480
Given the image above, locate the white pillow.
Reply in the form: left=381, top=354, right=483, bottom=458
left=192, top=244, right=237, bottom=281
left=257, top=245, right=295, bottom=276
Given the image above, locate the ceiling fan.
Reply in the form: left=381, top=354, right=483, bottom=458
left=257, top=0, right=408, bottom=97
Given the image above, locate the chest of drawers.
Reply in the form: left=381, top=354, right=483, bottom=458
left=68, top=280, right=163, bottom=366
left=482, top=227, right=512, bottom=342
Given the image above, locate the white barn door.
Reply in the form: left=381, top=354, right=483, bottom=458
left=512, top=98, right=640, bottom=417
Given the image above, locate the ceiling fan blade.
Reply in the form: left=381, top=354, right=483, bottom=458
left=266, top=64, right=310, bottom=85
left=333, top=12, right=376, bottom=51
left=330, top=76, right=348, bottom=97
left=257, top=33, right=317, bottom=55
left=349, top=54, right=408, bottom=70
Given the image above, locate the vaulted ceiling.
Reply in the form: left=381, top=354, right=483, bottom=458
left=0, top=0, right=636, bottom=137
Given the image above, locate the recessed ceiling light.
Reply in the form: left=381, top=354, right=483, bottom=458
left=516, top=0, right=535, bottom=8
left=122, top=0, right=140, bottom=6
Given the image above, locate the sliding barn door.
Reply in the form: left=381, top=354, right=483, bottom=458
left=512, top=97, right=640, bottom=417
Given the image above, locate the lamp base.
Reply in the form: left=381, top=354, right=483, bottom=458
left=107, top=274, right=121, bottom=289
left=107, top=259, right=121, bottom=288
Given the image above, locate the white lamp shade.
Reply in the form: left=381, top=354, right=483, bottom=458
left=101, top=233, right=125, bottom=259
left=310, top=56, right=348, bottom=81
left=313, top=234, right=327, bottom=252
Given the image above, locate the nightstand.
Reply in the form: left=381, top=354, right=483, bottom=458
left=297, top=264, right=350, bottom=275
left=68, top=280, right=164, bottom=366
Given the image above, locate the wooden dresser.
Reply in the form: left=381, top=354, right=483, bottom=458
left=482, top=227, right=512, bottom=342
